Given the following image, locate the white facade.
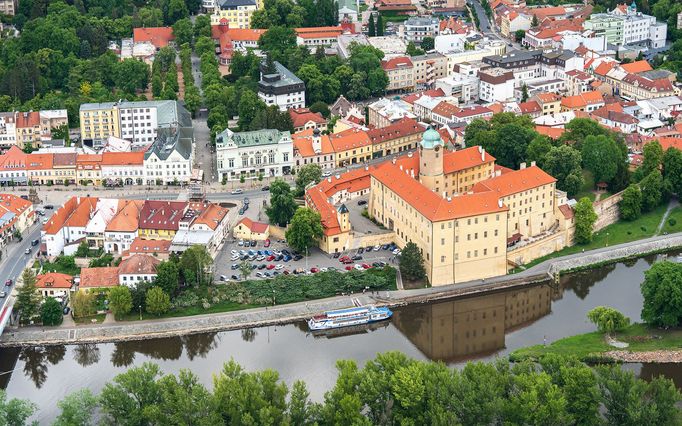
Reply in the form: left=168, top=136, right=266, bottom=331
left=435, top=74, right=479, bottom=103
left=258, top=61, right=306, bottom=112
left=0, top=113, right=16, bottom=147
left=401, top=16, right=440, bottom=45
left=479, top=73, right=515, bottom=103
left=119, top=272, right=157, bottom=287
left=560, top=32, right=607, bottom=52
left=216, top=128, right=294, bottom=181
left=101, top=163, right=145, bottom=185
left=144, top=149, right=192, bottom=184
left=434, top=34, right=466, bottom=54
left=118, top=106, right=159, bottom=145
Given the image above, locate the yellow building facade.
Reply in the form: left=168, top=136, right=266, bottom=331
left=209, top=1, right=258, bottom=28
left=79, top=106, right=120, bottom=143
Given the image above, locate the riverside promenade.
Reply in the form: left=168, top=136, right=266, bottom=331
left=3, top=232, right=682, bottom=347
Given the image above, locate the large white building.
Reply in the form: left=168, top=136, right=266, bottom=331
left=143, top=127, right=194, bottom=185
left=216, top=128, right=294, bottom=181
left=258, top=61, right=306, bottom=111
left=585, top=3, right=667, bottom=48
left=401, top=16, right=440, bottom=45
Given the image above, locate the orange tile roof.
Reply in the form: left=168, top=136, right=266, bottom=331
left=443, top=146, right=495, bottom=174
left=530, top=6, right=566, bottom=19
left=15, top=111, right=39, bottom=128
left=64, top=197, right=98, bottom=228
left=105, top=199, right=144, bottom=232
left=0, top=193, right=32, bottom=215
left=316, top=167, right=372, bottom=198
left=621, top=60, right=653, bottom=74
left=0, top=146, right=26, bottom=171
left=292, top=129, right=335, bottom=157
left=535, top=126, right=565, bottom=139
left=432, top=101, right=460, bottom=118
left=367, top=118, right=424, bottom=144
left=519, top=101, right=542, bottom=114
left=372, top=160, right=507, bottom=221
left=26, top=153, right=53, bottom=170
left=658, top=137, right=682, bottom=152
left=133, top=27, right=175, bottom=48
left=561, top=91, right=604, bottom=109
left=328, top=129, right=371, bottom=153
left=295, top=26, right=343, bottom=39
left=79, top=267, right=119, bottom=288
left=236, top=217, right=269, bottom=234
left=43, top=197, right=98, bottom=234
left=289, top=108, right=327, bottom=129
left=101, top=152, right=145, bottom=166
left=118, top=254, right=161, bottom=275
left=382, top=56, right=413, bottom=71
left=129, top=238, right=171, bottom=255
left=402, top=89, right=446, bottom=105
left=593, top=61, right=615, bottom=76
left=36, top=272, right=73, bottom=289
left=194, top=203, right=229, bottom=230
left=472, top=166, right=556, bottom=197
left=535, top=93, right=561, bottom=103
left=218, top=28, right=265, bottom=41
left=76, top=154, right=103, bottom=166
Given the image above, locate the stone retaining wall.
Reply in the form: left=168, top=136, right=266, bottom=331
left=593, top=191, right=623, bottom=232
left=547, top=234, right=682, bottom=276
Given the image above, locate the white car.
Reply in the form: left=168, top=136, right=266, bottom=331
left=392, top=249, right=401, bottom=255
left=238, top=240, right=244, bottom=246
left=373, top=245, right=381, bottom=251
left=255, top=272, right=264, bottom=278
left=275, top=264, right=283, bottom=270
left=231, top=188, right=244, bottom=195
left=320, top=267, right=328, bottom=272
left=230, top=250, right=238, bottom=255
left=231, top=256, right=239, bottom=261
left=322, top=171, right=332, bottom=177
left=354, top=264, right=364, bottom=270
left=256, top=255, right=265, bottom=261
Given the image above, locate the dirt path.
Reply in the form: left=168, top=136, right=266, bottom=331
left=656, top=199, right=678, bottom=236
left=606, top=350, right=682, bottom=363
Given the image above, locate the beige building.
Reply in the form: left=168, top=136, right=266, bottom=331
left=306, top=127, right=571, bottom=286
left=233, top=217, right=270, bottom=241
left=412, top=53, right=448, bottom=88
left=80, top=104, right=121, bottom=143
left=0, top=0, right=17, bottom=16
left=15, top=110, right=68, bottom=149
left=381, top=57, right=415, bottom=93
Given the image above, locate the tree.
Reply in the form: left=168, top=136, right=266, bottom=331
left=54, top=389, right=97, bottom=426
left=295, top=164, right=322, bottom=195
left=266, top=179, right=298, bottom=226
left=285, top=208, right=324, bottom=253
left=16, top=268, right=40, bottom=324
left=376, top=14, right=384, bottom=36
left=146, top=370, right=222, bottom=425
left=399, top=242, right=426, bottom=282
left=587, top=306, right=630, bottom=333
left=0, top=390, right=36, bottom=426
left=531, top=14, right=539, bottom=27
left=249, top=105, right=294, bottom=132
left=559, top=117, right=612, bottom=149
left=179, top=245, right=213, bottom=287
left=421, top=36, right=434, bottom=51
left=72, top=290, right=96, bottom=318
left=165, top=0, right=189, bottom=24
left=309, top=101, right=330, bottom=118
left=99, top=362, right=161, bottom=425
left=620, top=184, right=642, bottom=221
left=574, top=197, right=597, bottom=245
left=634, top=140, right=663, bottom=182
left=152, top=73, right=163, bottom=98
left=145, top=286, right=170, bottom=316
left=51, top=123, right=70, bottom=145
left=184, top=85, right=201, bottom=116
left=663, top=147, right=682, bottom=195
left=368, top=14, right=376, bottom=37
left=542, top=145, right=583, bottom=197
left=154, top=261, right=179, bottom=296
left=239, top=260, right=252, bottom=281
left=288, top=380, right=318, bottom=425
left=520, top=83, right=529, bottom=102
left=258, top=26, right=297, bottom=64
left=41, top=297, right=63, bottom=326
left=639, top=170, right=664, bottom=212
left=406, top=42, right=424, bottom=56
left=172, top=18, right=193, bottom=47
left=641, top=261, right=682, bottom=327
left=108, top=286, right=133, bottom=320
left=238, top=89, right=266, bottom=130
left=515, top=29, right=526, bottom=42
left=581, top=134, right=620, bottom=186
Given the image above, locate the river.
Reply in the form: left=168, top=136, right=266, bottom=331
left=2, top=253, right=681, bottom=423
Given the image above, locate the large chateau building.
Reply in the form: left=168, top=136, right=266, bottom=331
left=306, top=128, right=573, bottom=286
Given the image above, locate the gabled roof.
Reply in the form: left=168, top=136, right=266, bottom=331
left=79, top=267, right=119, bottom=288
left=367, top=118, right=424, bottom=143
left=292, top=129, right=335, bottom=157
left=138, top=200, right=187, bottom=230
left=35, top=273, right=73, bottom=289
left=26, top=153, right=53, bottom=170
left=236, top=217, right=269, bottom=233
left=105, top=199, right=144, bottom=233
left=472, top=166, right=556, bottom=197
left=381, top=56, right=414, bottom=71
left=519, top=101, right=542, bottom=114
left=193, top=203, right=229, bottom=230
left=620, top=60, right=653, bottom=74
left=101, top=152, right=145, bottom=166
left=133, top=27, right=175, bottom=48
left=328, top=129, right=371, bottom=152
left=129, top=238, right=171, bottom=255
left=118, top=254, right=161, bottom=275
left=43, top=197, right=98, bottom=235
left=0, top=146, right=26, bottom=171
left=289, top=108, right=327, bottom=128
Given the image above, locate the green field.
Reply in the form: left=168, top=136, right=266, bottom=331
left=512, top=202, right=673, bottom=272
left=511, top=323, right=682, bottom=362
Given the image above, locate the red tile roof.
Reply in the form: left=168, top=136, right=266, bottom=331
left=328, top=129, right=371, bottom=152
left=106, top=200, right=144, bottom=233
left=402, top=89, right=446, bottom=105
left=519, top=101, right=542, bottom=114
left=0, top=146, right=26, bottom=171
left=367, top=118, right=424, bottom=144
left=133, top=27, right=175, bottom=48
left=138, top=200, right=187, bottom=231
left=118, top=254, right=161, bottom=275
left=295, top=26, right=343, bottom=39
left=620, top=60, right=653, bottom=74
left=289, top=108, right=327, bottom=129
left=292, top=129, right=335, bottom=157
left=381, top=56, right=413, bottom=71
left=79, top=267, right=119, bottom=288
left=535, top=126, right=565, bottom=139
left=236, top=217, right=269, bottom=234
left=15, top=111, right=39, bottom=128
left=101, top=152, right=145, bottom=166
left=129, top=238, right=171, bottom=255
left=43, top=197, right=98, bottom=235
left=36, top=272, right=73, bottom=289
left=472, top=166, right=556, bottom=197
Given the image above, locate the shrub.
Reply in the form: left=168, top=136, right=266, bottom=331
left=587, top=306, right=630, bottom=333
left=669, top=218, right=677, bottom=227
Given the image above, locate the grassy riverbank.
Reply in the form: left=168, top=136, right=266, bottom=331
left=512, top=203, right=681, bottom=272
left=510, top=323, right=682, bottom=362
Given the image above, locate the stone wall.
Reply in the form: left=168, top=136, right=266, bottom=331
left=268, top=225, right=287, bottom=240
left=593, top=191, right=623, bottom=232
left=507, top=231, right=568, bottom=269
left=547, top=234, right=682, bottom=276
left=351, top=231, right=396, bottom=249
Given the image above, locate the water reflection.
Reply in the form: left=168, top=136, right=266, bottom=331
left=19, top=345, right=66, bottom=388
left=73, top=344, right=100, bottom=367
left=110, top=333, right=220, bottom=367
left=393, top=285, right=551, bottom=362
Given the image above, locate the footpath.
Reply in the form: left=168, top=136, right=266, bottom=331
left=3, top=232, right=682, bottom=347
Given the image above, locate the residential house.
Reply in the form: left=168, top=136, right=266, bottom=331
left=15, top=110, right=68, bottom=149
left=105, top=199, right=144, bottom=255
left=531, top=93, right=562, bottom=115
left=382, top=57, right=415, bottom=93
left=560, top=91, right=605, bottom=112
left=412, top=53, right=448, bottom=89
left=233, top=217, right=270, bottom=241
left=401, top=16, right=440, bottom=45
left=292, top=128, right=336, bottom=170
left=0, top=146, right=26, bottom=185
left=216, top=128, right=293, bottom=181
left=210, top=0, right=258, bottom=29
left=138, top=200, right=188, bottom=241
left=258, top=61, right=306, bottom=111
left=35, top=273, right=73, bottom=299
left=289, top=108, right=327, bottom=132
left=101, top=152, right=145, bottom=186
left=478, top=68, right=515, bottom=102
left=118, top=254, right=161, bottom=287
left=367, top=98, right=417, bottom=128
left=143, top=127, right=194, bottom=185
left=295, top=26, right=344, bottom=47
left=367, top=118, right=425, bottom=157
left=329, top=129, right=372, bottom=167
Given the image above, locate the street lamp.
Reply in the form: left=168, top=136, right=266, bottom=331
left=272, top=289, right=275, bottom=306
left=139, top=304, right=142, bottom=320
left=606, top=232, right=609, bottom=247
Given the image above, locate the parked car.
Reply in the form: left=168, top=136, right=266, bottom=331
left=327, top=266, right=337, bottom=271
left=256, top=255, right=265, bottom=261
left=293, top=255, right=303, bottom=261
left=366, top=246, right=373, bottom=252
left=320, top=267, right=328, bottom=272
left=255, top=272, right=264, bottom=278
left=357, top=200, right=368, bottom=206
left=0, top=291, right=5, bottom=298
left=264, top=239, right=271, bottom=247
left=351, top=255, right=362, bottom=261
left=267, top=255, right=275, bottom=261
left=231, top=188, right=243, bottom=195
left=275, top=254, right=283, bottom=261
left=275, top=264, right=284, bottom=270
left=354, top=264, right=364, bottom=271
left=372, top=261, right=386, bottom=268
left=231, top=264, right=239, bottom=270
left=238, top=240, right=244, bottom=246
left=310, top=267, right=319, bottom=273
left=345, top=265, right=353, bottom=271
left=283, top=255, right=292, bottom=262
left=261, top=186, right=269, bottom=191
left=362, top=263, right=371, bottom=269
left=231, top=249, right=238, bottom=255
left=282, top=249, right=290, bottom=256
left=322, top=171, right=332, bottom=177
left=31, top=239, right=39, bottom=246
left=63, top=306, right=70, bottom=315
left=44, top=205, right=54, bottom=209
left=392, top=249, right=401, bottom=255
left=5, top=279, right=12, bottom=286
left=358, top=247, right=364, bottom=254
left=243, top=197, right=250, bottom=205
left=333, top=252, right=341, bottom=258
left=219, top=275, right=228, bottom=281
left=266, top=264, right=275, bottom=270
left=258, top=264, right=267, bottom=270
left=231, top=275, right=239, bottom=280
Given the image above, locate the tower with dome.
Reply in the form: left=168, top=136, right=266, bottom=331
left=419, top=127, right=445, bottom=193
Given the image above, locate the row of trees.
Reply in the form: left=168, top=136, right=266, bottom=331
left=4, top=353, right=680, bottom=425
left=250, top=0, right=339, bottom=28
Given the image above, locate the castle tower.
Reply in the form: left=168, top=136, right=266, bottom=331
left=312, top=128, right=322, bottom=154
left=337, top=204, right=350, bottom=232
left=419, top=127, right=444, bottom=193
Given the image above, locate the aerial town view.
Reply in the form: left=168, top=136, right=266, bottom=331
left=1, top=0, right=682, bottom=423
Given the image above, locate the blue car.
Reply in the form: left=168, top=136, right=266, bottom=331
left=264, top=250, right=271, bottom=255
left=283, top=255, right=292, bottom=262
left=257, top=250, right=263, bottom=255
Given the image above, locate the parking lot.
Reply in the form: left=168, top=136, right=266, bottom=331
left=213, top=237, right=400, bottom=282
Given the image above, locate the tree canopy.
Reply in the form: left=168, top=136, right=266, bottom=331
left=285, top=207, right=324, bottom=253
left=465, top=113, right=538, bottom=169
left=641, top=261, right=682, bottom=327
left=267, top=179, right=298, bottom=226
left=399, top=242, right=427, bottom=282
left=574, top=197, right=597, bottom=245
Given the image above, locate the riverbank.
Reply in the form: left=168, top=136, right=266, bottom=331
left=510, top=323, right=682, bottom=363
left=3, top=232, right=682, bottom=347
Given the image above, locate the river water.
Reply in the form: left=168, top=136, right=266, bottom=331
left=2, top=253, right=681, bottom=423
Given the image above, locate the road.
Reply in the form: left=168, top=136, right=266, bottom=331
left=467, top=0, right=521, bottom=50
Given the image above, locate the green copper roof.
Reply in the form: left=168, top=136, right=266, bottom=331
left=420, top=127, right=442, bottom=149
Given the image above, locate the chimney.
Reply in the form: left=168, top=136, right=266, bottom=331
left=327, top=177, right=332, bottom=183
left=392, top=158, right=397, bottom=164
left=400, top=165, right=403, bottom=171
left=530, top=160, right=536, bottom=167
left=520, top=162, right=527, bottom=169
left=410, top=169, right=414, bottom=178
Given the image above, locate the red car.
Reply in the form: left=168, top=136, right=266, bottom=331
left=4, top=279, right=11, bottom=286
left=266, top=264, right=275, bottom=270
left=310, top=267, right=319, bottom=273
left=345, top=265, right=353, bottom=271
left=339, top=255, right=351, bottom=263
left=267, top=255, right=275, bottom=261
left=264, top=239, right=271, bottom=247
left=362, top=263, right=371, bottom=269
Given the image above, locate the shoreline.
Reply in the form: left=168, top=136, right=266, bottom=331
left=3, top=233, right=682, bottom=347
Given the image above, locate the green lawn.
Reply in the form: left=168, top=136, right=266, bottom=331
left=662, top=206, right=682, bottom=234
left=73, top=314, right=106, bottom=324
left=120, top=301, right=260, bottom=321
left=511, top=323, right=682, bottom=362
left=574, top=170, right=596, bottom=202
left=512, top=203, right=670, bottom=272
